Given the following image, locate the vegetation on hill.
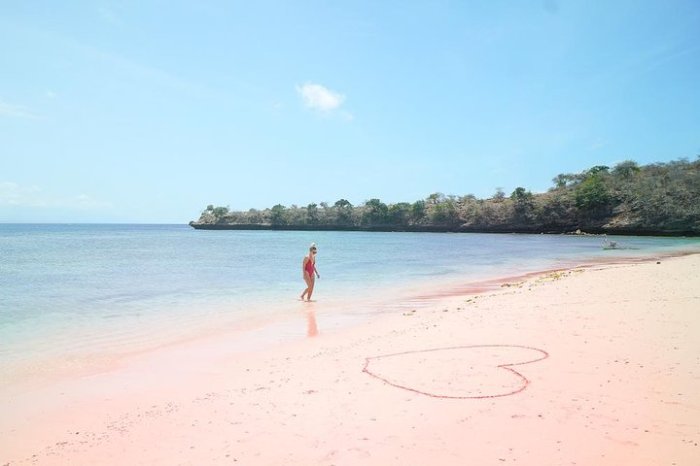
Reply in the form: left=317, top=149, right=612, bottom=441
left=191, top=158, right=700, bottom=235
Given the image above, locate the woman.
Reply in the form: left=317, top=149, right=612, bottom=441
left=300, top=243, right=320, bottom=301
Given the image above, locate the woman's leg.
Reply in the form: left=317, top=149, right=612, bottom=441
left=306, top=276, right=315, bottom=301
left=301, top=273, right=312, bottom=299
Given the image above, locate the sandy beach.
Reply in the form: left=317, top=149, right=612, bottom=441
left=2, top=253, right=699, bottom=465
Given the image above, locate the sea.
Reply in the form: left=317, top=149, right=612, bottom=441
left=1, top=224, right=699, bottom=387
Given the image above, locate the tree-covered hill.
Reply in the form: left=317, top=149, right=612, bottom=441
left=190, top=158, right=700, bottom=235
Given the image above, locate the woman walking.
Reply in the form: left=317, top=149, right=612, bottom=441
left=300, top=243, right=320, bottom=301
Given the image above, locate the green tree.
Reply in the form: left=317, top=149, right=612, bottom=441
left=270, top=204, right=287, bottom=225
left=247, top=208, right=262, bottom=224
left=411, top=200, right=427, bottom=223
left=388, top=202, right=412, bottom=226
left=430, top=198, right=459, bottom=225
left=426, top=192, right=445, bottom=205
left=334, top=199, right=354, bottom=225
left=212, top=206, right=229, bottom=218
left=363, top=198, right=389, bottom=225
left=612, top=160, right=640, bottom=180
left=574, top=175, right=611, bottom=211
left=587, top=165, right=610, bottom=176
left=306, top=203, right=319, bottom=224
left=552, top=173, right=578, bottom=189
left=492, top=188, right=506, bottom=202
left=510, top=187, right=534, bottom=220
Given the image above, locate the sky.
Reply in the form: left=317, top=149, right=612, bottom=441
left=1, top=1, right=699, bottom=223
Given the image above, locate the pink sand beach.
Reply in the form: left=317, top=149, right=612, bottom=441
left=2, top=254, right=699, bottom=465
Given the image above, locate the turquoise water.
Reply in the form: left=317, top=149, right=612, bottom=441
left=1, top=224, right=698, bottom=379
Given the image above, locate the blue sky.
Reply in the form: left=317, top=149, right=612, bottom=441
left=1, top=1, right=699, bottom=223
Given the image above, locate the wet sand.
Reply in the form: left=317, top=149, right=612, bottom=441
left=2, top=254, right=699, bottom=465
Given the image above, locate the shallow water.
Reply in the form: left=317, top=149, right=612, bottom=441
left=1, top=224, right=698, bottom=383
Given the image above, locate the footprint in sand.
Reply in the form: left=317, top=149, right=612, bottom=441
left=363, top=345, right=548, bottom=399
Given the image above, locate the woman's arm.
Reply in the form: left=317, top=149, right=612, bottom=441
left=313, top=261, right=320, bottom=278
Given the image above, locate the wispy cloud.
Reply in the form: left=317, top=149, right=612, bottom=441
left=0, top=182, right=43, bottom=206
left=0, top=182, right=111, bottom=209
left=270, top=100, right=284, bottom=115
left=24, top=24, right=206, bottom=97
left=297, top=83, right=346, bottom=112
left=0, top=99, right=38, bottom=119
left=582, top=40, right=700, bottom=92
left=71, top=193, right=111, bottom=208
left=589, top=138, right=608, bottom=151
left=638, top=42, right=700, bottom=75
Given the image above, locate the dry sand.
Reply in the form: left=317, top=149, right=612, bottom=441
left=2, top=254, right=699, bottom=465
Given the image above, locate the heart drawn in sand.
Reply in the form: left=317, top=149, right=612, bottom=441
left=363, top=345, right=548, bottom=399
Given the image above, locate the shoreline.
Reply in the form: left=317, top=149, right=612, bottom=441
left=2, top=252, right=700, bottom=464
left=2, top=247, right=698, bottom=397
left=189, top=222, right=700, bottom=237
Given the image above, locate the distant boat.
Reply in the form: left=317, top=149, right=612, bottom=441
left=602, top=239, right=619, bottom=250
left=601, top=237, right=636, bottom=250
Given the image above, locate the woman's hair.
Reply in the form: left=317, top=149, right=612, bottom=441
left=309, top=242, right=317, bottom=250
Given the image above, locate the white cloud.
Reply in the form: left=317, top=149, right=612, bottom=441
left=0, top=99, right=38, bottom=119
left=72, top=193, right=110, bottom=208
left=297, top=83, right=346, bottom=112
left=0, top=182, right=111, bottom=209
left=0, top=182, right=43, bottom=206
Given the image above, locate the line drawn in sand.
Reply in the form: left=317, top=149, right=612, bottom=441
left=363, top=344, right=549, bottom=399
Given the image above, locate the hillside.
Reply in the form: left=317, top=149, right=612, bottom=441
left=190, top=158, right=700, bottom=236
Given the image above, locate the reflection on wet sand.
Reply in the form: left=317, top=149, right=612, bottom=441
left=306, top=310, right=319, bottom=337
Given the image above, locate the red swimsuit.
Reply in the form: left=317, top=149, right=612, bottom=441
left=305, top=257, right=315, bottom=276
